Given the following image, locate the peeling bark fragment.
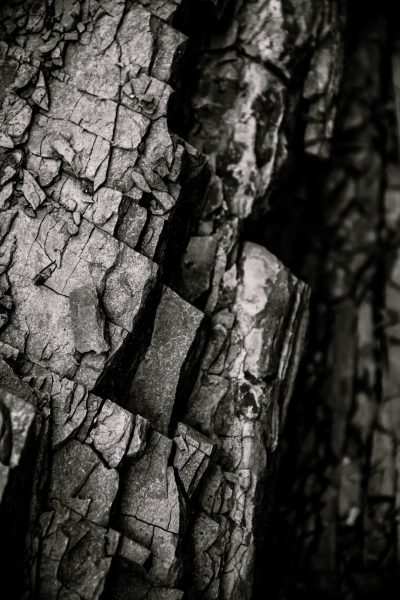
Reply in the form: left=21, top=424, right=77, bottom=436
left=116, top=201, right=148, bottom=249
left=10, top=61, right=38, bottom=92
left=138, top=213, right=167, bottom=261
left=114, top=105, right=150, bottom=151
left=191, top=512, right=227, bottom=598
left=0, top=150, right=22, bottom=185
left=0, top=341, right=19, bottom=364
left=0, top=165, right=16, bottom=187
left=49, top=134, right=75, bottom=166
left=130, top=286, right=206, bottom=433
left=150, top=16, right=187, bottom=83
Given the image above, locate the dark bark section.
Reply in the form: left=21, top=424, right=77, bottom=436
left=263, top=2, right=400, bottom=598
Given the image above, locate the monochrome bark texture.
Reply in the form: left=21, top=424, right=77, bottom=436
left=0, top=0, right=398, bottom=599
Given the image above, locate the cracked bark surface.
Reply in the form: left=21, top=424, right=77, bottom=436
left=3, top=0, right=390, bottom=599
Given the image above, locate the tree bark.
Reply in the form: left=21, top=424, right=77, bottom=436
left=0, top=1, right=398, bottom=599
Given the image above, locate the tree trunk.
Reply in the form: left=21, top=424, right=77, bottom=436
left=0, top=1, right=398, bottom=599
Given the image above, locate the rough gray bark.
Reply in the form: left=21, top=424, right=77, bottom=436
left=3, top=1, right=396, bottom=599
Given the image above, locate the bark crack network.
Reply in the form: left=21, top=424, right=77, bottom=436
left=0, top=1, right=397, bottom=600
